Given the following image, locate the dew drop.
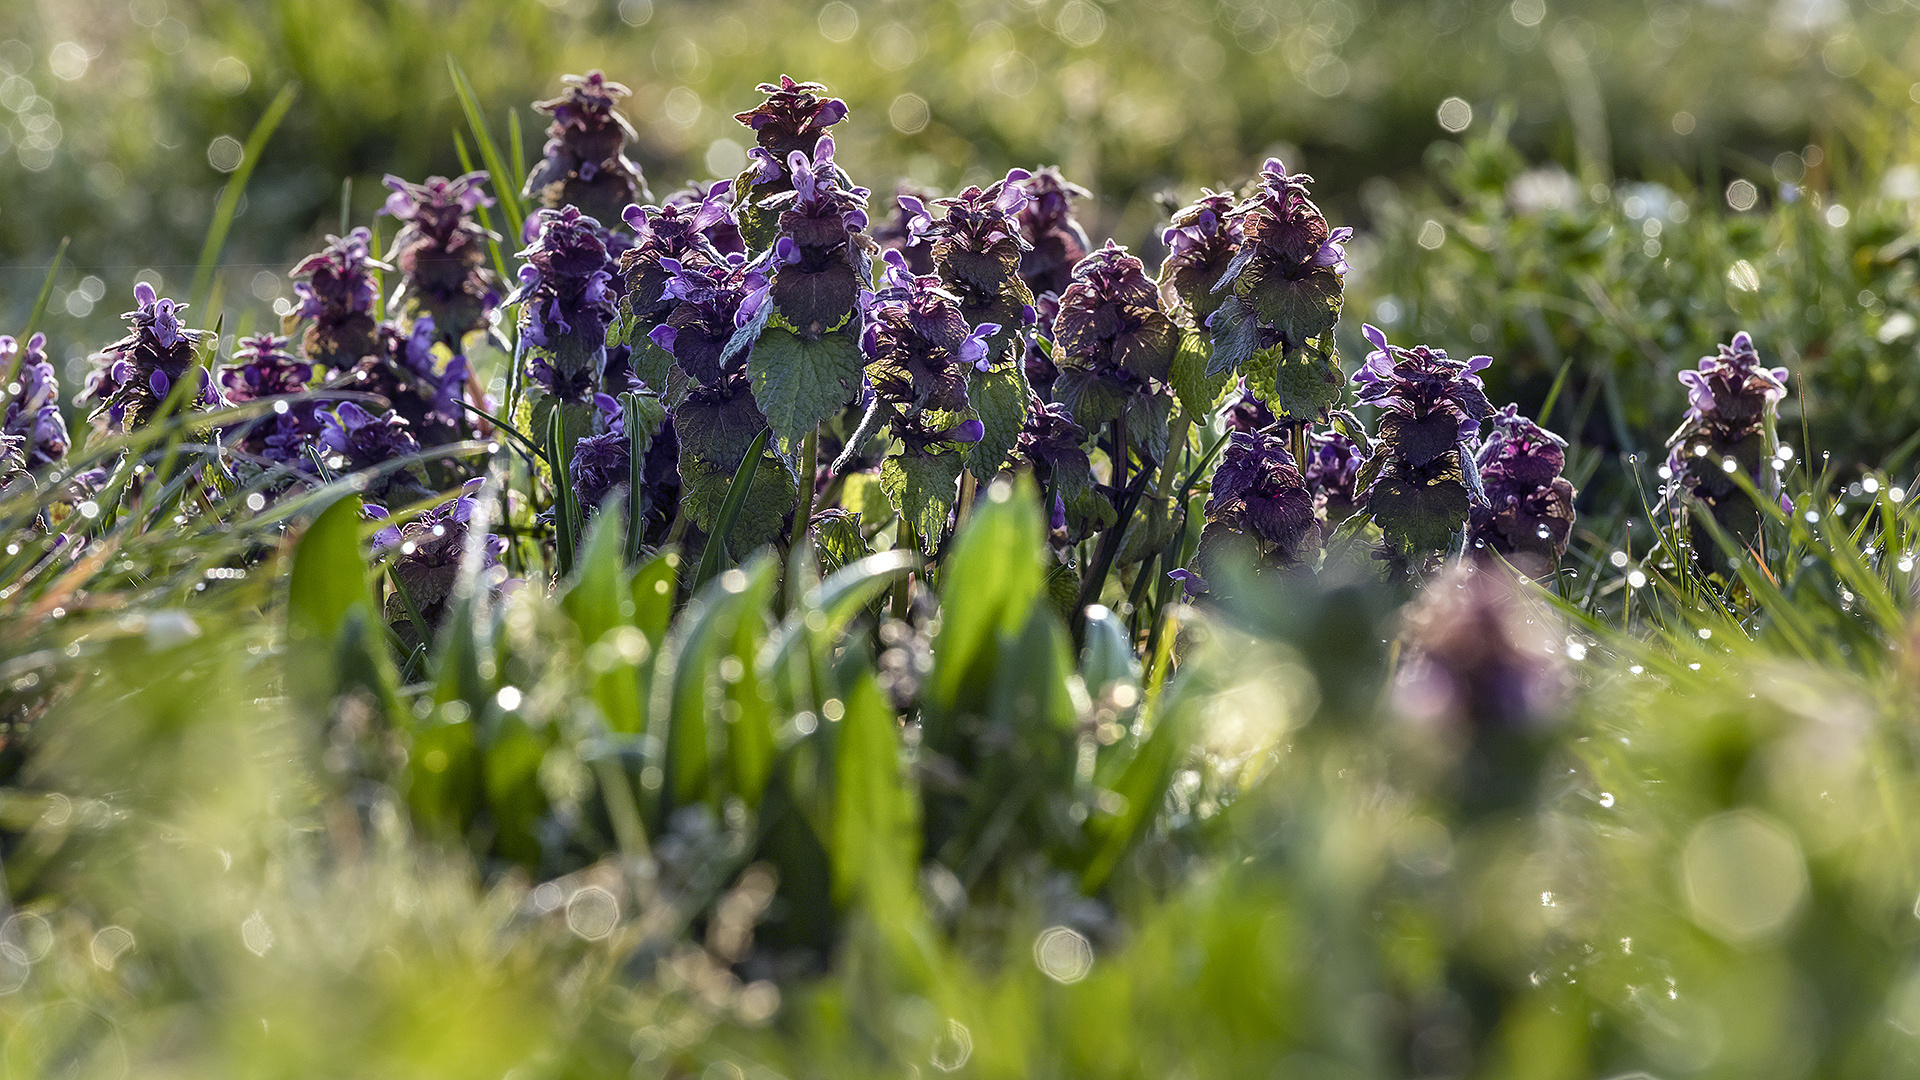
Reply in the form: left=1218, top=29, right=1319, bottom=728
left=1598, top=791, right=1615, bottom=808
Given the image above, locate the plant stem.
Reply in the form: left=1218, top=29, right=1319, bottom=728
left=794, top=426, right=819, bottom=550
left=891, top=517, right=914, bottom=620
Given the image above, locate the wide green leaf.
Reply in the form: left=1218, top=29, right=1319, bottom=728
left=966, top=362, right=1029, bottom=483
left=880, top=449, right=966, bottom=553
left=747, top=327, right=864, bottom=457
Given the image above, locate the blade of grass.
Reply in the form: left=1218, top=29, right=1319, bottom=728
left=452, top=130, right=515, bottom=289
left=446, top=56, right=525, bottom=245
left=16, top=236, right=68, bottom=346
left=695, top=429, right=770, bottom=590
left=191, top=83, right=299, bottom=313
left=547, top=407, right=581, bottom=579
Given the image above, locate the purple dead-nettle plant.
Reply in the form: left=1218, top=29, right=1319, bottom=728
left=514, top=205, right=619, bottom=442
left=733, top=75, right=849, bottom=197
left=759, top=134, right=872, bottom=335
left=369, top=477, right=509, bottom=642
left=4, top=333, right=70, bottom=468
left=902, top=170, right=1038, bottom=364
left=1159, top=189, right=1240, bottom=327
left=382, top=172, right=502, bottom=344
left=646, top=254, right=773, bottom=389
left=1014, top=397, right=1112, bottom=538
left=317, top=401, right=427, bottom=500
left=850, top=248, right=1001, bottom=546
left=647, top=251, right=784, bottom=535
left=80, top=283, right=220, bottom=432
left=1352, top=324, right=1493, bottom=564
left=1469, top=404, right=1576, bottom=574
left=567, top=390, right=676, bottom=544
left=871, top=186, right=939, bottom=276
left=1304, top=428, right=1363, bottom=528
left=1015, top=166, right=1093, bottom=300
left=218, top=334, right=318, bottom=469
left=1392, top=564, right=1567, bottom=815
left=859, top=249, right=990, bottom=444
left=337, top=315, right=473, bottom=451
left=618, top=183, right=741, bottom=339
left=1185, top=429, right=1321, bottom=591
left=1206, top=159, right=1352, bottom=421
left=662, top=180, right=747, bottom=255
left=1051, top=240, right=1178, bottom=464
left=1662, top=330, right=1787, bottom=561
left=290, top=227, right=388, bottom=370
left=524, top=70, right=649, bottom=226
left=1222, top=380, right=1276, bottom=436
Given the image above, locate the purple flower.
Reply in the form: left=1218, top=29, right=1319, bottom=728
left=1469, top=404, right=1577, bottom=573
left=756, top=134, right=872, bottom=332
left=371, top=477, right=509, bottom=641
left=1014, top=166, right=1092, bottom=299
left=382, top=172, right=502, bottom=342
left=864, top=249, right=976, bottom=435
left=901, top=169, right=1038, bottom=368
left=1212, top=158, right=1351, bottom=355
left=649, top=253, right=773, bottom=386
left=618, top=182, right=742, bottom=331
left=1051, top=241, right=1177, bottom=431
left=3, top=333, right=70, bottom=467
left=1013, top=396, right=1108, bottom=538
left=336, top=316, right=473, bottom=448
left=524, top=70, right=649, bottom=226
left=218, top=334, right=320, bottom=468
left=79, top=284, right=219, bottom=431
left=1662, top=331, right=1787, bottom=557
left=1353, top=324, right=1494, bottom=560
left=1353, top=324, right=1493, bottom=465
left=1304, top=428, right=1362, bottom=525
left=220, top=334, right=313, bottom=402
left=513, top=206, right=618, bottom=399
left=733, top=75, right=849, bottom=190
left=318, top=401, right=421, bottom=475
left=870, top=185, right=940, bottom=276
left=290, top=227, right=388, bottom=370
left=1160, top=190, right=1242, bottom=325
left=1394, top=564, right=1565, bottom=737
left=1204, top=431, right=1320, bottom=562
left=1223, top=381, right=1276, bottom=435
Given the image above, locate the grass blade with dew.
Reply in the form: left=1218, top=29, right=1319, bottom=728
left=190, top=83, right=299, bottom=314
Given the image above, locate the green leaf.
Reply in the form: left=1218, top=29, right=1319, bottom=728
left=924, top=474, right=1047, bottom=726
left=832, top=671, right=922, bottom=910
left=286, top=494, right=393, bottom=714
left=1239, top=265, right=1343, bottom=346
left=1267, top=342, right=1346, bottom=420
left=446, top=57, right=525, bottom=246
left=747, top=328, right=864, bottom=457
left=880, top=450, right=966, bottom=554
left=1368, top=471, right=1470, bottom=555
left=966, top=362, right=1029, bottom=483
left=1170, top=327, right=1232, bottom=419
left=547, top=408, right=582, bottom=579
left=1051, top=368, right=1127, bottom=430
left=1204, top=293, right=1257, bottom=378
